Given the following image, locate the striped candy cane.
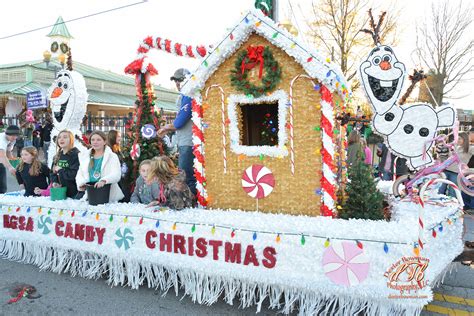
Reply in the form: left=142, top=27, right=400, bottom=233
left=205, top=85, right=227, bottom=174
left=289, top=75, right=337, bottom=217
left=418, top=178, right=464, bottom=252
left=191, top=99, right=208, bottom=207
left=136, top=36, right=210, bottom=59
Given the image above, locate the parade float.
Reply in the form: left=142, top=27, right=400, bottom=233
left=0, top=9, right=467, bottom=316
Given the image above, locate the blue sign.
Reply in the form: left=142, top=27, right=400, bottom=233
left=26, top=90, right=48, bottom=110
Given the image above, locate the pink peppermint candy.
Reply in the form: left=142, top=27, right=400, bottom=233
left=241, top=165, right=275, bottom=199
left=322, top=241, right=370, bottom=286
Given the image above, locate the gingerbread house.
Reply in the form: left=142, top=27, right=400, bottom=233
left=181, top=10, right=350, bottom=216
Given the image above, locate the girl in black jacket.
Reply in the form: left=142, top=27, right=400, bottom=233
left=50, top=130, right=80, bottom=198
left=16, top=146, right=49, bottom=196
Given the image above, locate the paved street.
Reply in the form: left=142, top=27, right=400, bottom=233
left=1, top=172, right=473, bottom=315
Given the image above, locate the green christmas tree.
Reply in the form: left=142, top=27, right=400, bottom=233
left=339, top=149, right=384, bottom=220
left=123, top=73, right=169, bottom=188
left=260, top=112, right=278, bottom=145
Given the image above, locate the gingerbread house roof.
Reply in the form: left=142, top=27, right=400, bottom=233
left=181, top=9, right=350, bottom=100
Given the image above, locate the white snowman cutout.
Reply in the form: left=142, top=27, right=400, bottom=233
left=359, top=45, right=456, bottom=170
left=47, top=68, right=88, bottom=167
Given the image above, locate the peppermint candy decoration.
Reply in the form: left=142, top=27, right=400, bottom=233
left=141, top=124, right=157, bottom=139
left=241, top=165, right=275, bottom=199
left=130, top=143, right=141, bottom=160
left=322, top=241, right=370, bottom=286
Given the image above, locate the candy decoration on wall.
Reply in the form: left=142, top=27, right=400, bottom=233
left=242, top=164, right=275, bottom=199
left=191, top=99, right=208, bottom=207
left=141, top=124, right=157, bottom=139
left=289, top=74, right=336, bottom=217
left=322, top=241, right=370, bottom=286
left=130, top=143, right=141, bottom=160
left=114, top=228, right=134, bottom=251
left=204, top=84, right=227, bottom=174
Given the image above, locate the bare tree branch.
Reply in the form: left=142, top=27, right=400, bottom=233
left=416, top=0, right=474, bottom=104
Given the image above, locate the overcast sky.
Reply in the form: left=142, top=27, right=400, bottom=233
left=0, top=0, right=472, bottom=110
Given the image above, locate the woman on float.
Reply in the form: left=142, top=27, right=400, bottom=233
left=75, top=131, right=123, bottom=203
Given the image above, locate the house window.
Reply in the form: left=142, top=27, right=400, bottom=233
left=239, top=102, right=279, bottom=146
left=227, top=90, right=288, bottom=158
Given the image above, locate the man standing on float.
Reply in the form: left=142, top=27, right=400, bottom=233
left=158, top=68, right=196, bottom=196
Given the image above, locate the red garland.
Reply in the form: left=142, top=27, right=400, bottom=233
left=174, top=43, right=183, bottom=56
left=156, top=37, right=162, bottom=49
left=321, top=148, right=335, bottom=172
left=144, top=36, right=154, bottom=48
left=241, top=45, right=265, bottom=79
left=165, top=39, right=171, bottom=53
left=192, top=124, right=204, bottom=141
left=186, top=46, right=195, bottom=58
left=196, top=46, right=207, bottom=57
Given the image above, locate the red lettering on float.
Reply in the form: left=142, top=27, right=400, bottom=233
left=74, top=224, right=85, bottom=240
left=173, top=235, right=186, bottom=254
left=25, top=217, right=34, bottom=231
left=262, top=247, right=277, bottom=269
left=188, top=237, right=195, bottom=256
left=243, top=245, right=259, bottom=266
left=18, top=216, right=26, bottom=230
left=224, top=242, right=242, bottom=264
left=95, top=227, right=105, bottom=245
left=160, top=233, right=172, bottom=252
left=85, top=226, right=95, bottom=242
left=64, top=223, right=75, bottom=238
left=208, top=240, right=222, bottom=260
left=195, top=238, right=208, bottom=258
left=55, top=221, right=65, bottom=236
left=146, top=231, right=157, bottom=249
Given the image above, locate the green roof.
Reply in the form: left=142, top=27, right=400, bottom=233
left=47, top=16, right=73, bottom=39
left=0, top=82, right=177, bottom=112
left=0, top=59, right=175, bottom=94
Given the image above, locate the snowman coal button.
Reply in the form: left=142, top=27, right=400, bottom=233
left=419, top=127, right=429, bottom=137
left=384, top=112, right=395, bottom=121
left=403, top=124, right=414, bottom=134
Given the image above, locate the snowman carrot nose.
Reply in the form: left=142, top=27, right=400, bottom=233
left=379, top=60, right=391, bottom=70
left=51, top=87, right=63, bottom=98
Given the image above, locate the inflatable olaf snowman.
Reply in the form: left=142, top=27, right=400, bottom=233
left=47, top=64, right=88, bottom=167
left=358, top=12, right=455, bottom=170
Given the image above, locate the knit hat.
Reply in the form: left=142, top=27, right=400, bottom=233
left=5, top=125, right=20, bottom=136
left=170, top=68, right=191, bottom=82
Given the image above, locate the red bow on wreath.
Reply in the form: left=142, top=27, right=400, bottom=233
left=241, top=45, right=265, bottom=79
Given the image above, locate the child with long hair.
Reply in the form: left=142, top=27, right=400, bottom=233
left=147, top=156, right=194, bottom=210
left=37, top=130, right=80, bottom=198
left=107, top=129, right=130, bottom=202
left=16, top=146, right=49, bottom=196
left=130, top=160, right=161, bottom=204
left=76, top=131, right=124, bottom=202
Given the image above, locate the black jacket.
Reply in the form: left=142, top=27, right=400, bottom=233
left=51, top=147, right=80, bottom=198
left=16, top=163, right=50, bottom=196
left=379, top=143, right=408, bottom=176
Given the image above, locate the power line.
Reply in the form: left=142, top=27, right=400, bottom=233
left=0, top=0, right=147, bottom=40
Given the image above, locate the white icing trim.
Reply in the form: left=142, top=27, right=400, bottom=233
left=227, top=90, right=288, bottom=157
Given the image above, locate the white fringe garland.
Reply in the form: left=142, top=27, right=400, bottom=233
left=1, top=239, right=423, bottom=316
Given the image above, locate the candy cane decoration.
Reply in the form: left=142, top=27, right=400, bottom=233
left=393, top=157, right=399, bottom=181
left=289, top=74, right=337, bottom=217
left=191, top=99, right=208, bottom=207
left=205, top=85, right=227, bottom=174
left=418, top=178, right=463, bottom=252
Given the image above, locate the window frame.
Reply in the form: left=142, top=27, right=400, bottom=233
left=227, top=90, right=288, bottom=157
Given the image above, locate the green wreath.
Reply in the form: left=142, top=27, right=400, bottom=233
left=230, top=46, right=281, bottom=97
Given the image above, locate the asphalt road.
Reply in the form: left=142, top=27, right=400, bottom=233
left=1, top=168, right=473, bottom=315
